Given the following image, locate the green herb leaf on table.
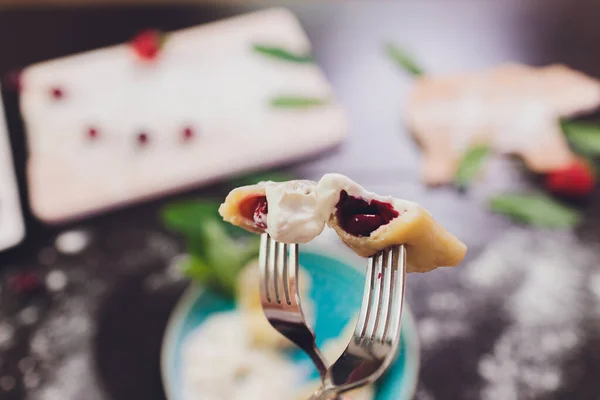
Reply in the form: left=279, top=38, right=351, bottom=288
left=252, top=44, right=314, bottom=63
left=161, top=201, right=260, bottom=297
left=161, top=201, right=220, bottom=236
left=384, top=43, right=424, bottom=76
left=561, top=120, right=600, bottom=155
left=454, top=145, right=491, bottom=189
left=489, top=193, right=581, bottom=228
left=270, top=96, right=330, bottom=108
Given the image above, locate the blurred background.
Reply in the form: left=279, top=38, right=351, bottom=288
left=1, top=1, right=600, bottom=399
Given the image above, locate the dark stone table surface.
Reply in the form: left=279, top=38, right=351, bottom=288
left=2, top=2, right=600, bottom=399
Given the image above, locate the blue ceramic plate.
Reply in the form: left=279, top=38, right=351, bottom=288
left=161, top=248, right=419, bottom=400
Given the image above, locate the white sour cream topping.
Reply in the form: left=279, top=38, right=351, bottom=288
left=262, top=174, right=398, bottom=243
left=264, top=180, right=328, bottom=243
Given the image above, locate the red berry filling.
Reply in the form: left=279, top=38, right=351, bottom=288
left=239, top=195, right=268, bottom=229
left=335, top=190, right=399, bottom=237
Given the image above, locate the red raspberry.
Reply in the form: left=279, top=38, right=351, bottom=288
left=137, top=132, right=150, bottom=146
left=87, top=127, right=99, bottom=140
left=50, top=86, right=64, bottom=100
left=545, top=159, right=596, bottom=197
left=4, top=69, right=22, bottom=91
left=131, top=30, right=163, bottom=60
left=9, top=272, right=41, bottom=294
left=182, top=126, right=194, bottom=141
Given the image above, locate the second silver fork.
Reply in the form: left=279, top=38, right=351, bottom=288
left=259, top=233, right=329, bottom=378
left=309, top=245, right=407, bottom=400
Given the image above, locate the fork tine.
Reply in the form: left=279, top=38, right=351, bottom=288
left=285, top=243, right=298, bottom=306
left=375, top=248, right=395, bottom=340
left=354, top=255, right=375, bottom=337
left=386, top=245, right=407, bottom=343
left=276, top=241, right=288, bottom=304
left=266, top=236, right=278, bottom=303
left=364, top=251, right=385, bottom=339
left=259, top=233, right=269, bottom=303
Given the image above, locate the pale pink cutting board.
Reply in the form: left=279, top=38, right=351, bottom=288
left=20, top=8, right=347, bottom=222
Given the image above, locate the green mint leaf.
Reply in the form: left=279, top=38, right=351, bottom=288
left=270, top=96, right=330, bottom=108
left=160, top=201, right=220, bottom=237
left=561, top=120, right=600, bottom=155
left=160, top=200, right=260, bottom=297
left=454, top=145, right=490, bottom=189
left=384, top=43, right=424, bottom=76
left=182, top=255, right=212, bottom=281
left=489, top=193, right=581, bottom=228
left=252, top=44, right=314, bottom=63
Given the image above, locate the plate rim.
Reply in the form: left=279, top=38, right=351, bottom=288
left=160, top=250, right=420, bottom=400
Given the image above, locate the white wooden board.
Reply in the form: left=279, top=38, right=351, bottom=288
left=20, top=8, right=347, bottom=222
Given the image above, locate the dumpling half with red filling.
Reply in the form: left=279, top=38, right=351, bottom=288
left=218, top=179, right=329, bottom=243
left=317, top=174, right=466, bottom=273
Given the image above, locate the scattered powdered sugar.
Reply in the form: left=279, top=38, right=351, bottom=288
left=54, top=230, right=90, bottom=255
left=143, top=253, right=186, bottom=292
left=464, top=228, right=595, bottom=399
left=427, top=291, right=464, bottom=313
left=0, top=322, right=15, bottom=350
left=0, top=375, right=15, bottom=391
left=478, top=327, right=577, bottom=400
left=418, top=317, right=471, bottom=349
left=18, top=306, right=40, bottom=326
left=26, top=295, right=106, bottom=400
left=45, top=270, right=68, bottom=292
left=414, top=387, right=436, bottom=400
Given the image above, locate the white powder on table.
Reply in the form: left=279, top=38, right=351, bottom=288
left=54, top=230, right=90, bottom=255
left=26, top=295, right=106, bottom=400
left=464, top=228, right=595, bottom=400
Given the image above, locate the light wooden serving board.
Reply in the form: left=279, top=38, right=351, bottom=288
left=20, top=8, right=347, bottom=223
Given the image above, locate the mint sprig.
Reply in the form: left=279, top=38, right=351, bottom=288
left=161, top=200, right=259, bottom=297
left=455, top=145, right=490, bottom=189
left=252, top=44, right=314, bottom=63
left=489, top=193, right=581, bottom=228
left=562, top=120, right=600, bottom=156
left=384, top=43, right=424, bottom=76
left=270, top=96, right=330, bottom=108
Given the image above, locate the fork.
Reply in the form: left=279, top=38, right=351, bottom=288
left=308, top=245, right=407, bottom=400
left=259, top=233, right=329, bottom=379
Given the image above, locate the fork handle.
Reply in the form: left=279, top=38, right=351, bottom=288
left=307, top=387, right=339, bottom=400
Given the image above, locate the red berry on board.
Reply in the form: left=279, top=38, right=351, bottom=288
left=137, top=132, right=149, bottom=146
left=9, top=272, right=41, bottom=294
left=50, top=87, right=64, bottom=100
left=545, top=159, right=596, bottom=197
left=87, top=127, right=99, bottom=140
left=182, top=126, right=194, bottom=141
left=131, top=30, right=163, bottom=60
left=4, top=69, right=23, bottom=91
